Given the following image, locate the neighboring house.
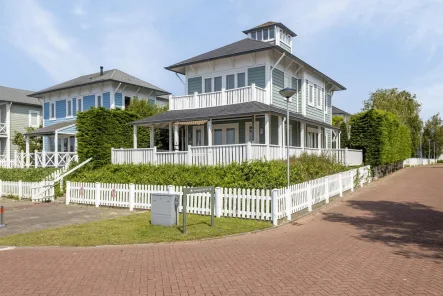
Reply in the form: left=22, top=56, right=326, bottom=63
left=332, top=105, right=352, bottom=123
left=0, top=86, right=42, bottom=165
left=26, top=67, right=170, bottom=154
left=132, top=22, right=345, bottom=152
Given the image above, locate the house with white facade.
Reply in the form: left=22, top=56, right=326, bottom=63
left=114, top=22, right=362, bottom=166
left=23, top=67, right=169, bottom=167
left=0, top=86, right=42, bottom=167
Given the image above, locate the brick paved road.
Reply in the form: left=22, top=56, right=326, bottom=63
left=1, top=166, right=443, bottom=295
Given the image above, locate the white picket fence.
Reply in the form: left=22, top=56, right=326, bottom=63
left=66, top=166, right=371, bottom=224
left=0, top=179, right=55, bottom=201
left=403, top=158, right=437, bottom=167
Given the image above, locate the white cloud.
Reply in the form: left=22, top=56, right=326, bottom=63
left=3, top=0, right=92, bottom=82
left=72, top=1, right=86, bottom=16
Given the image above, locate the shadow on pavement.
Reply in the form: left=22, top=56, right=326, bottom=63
left=322, top=200, right=443, bottom=260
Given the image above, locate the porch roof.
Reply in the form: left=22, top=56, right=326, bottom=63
left=24, top=120, right=76, bottom=136
left=132, top=101, right=338, bottom=130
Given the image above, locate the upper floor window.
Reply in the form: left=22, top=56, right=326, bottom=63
left=226, top=74, right=235, bottom=90
left=251, top=31, right=256, bottom=39
left=50, top=102, right=55, bottom=119
left=66, top=99, right=73, bottom=117
left=317, top=88, right=322, bottom=108
left=251, top=28, right=275, bottom=41
left=29, top=110, right=40, bottom=128
left=77, top=98, right=82, bottom=112
left=309, top=85, right=313, bottom=105
left=205, top=78, right=212, bottom=93
left=257, top=30, right=263, bottom=41
left=269, top=27, right=275, bottom=39
left=237, top=73, right=246, bottom=88
left=97, top=95, right=102, bottom=108
left=214, top=76, right=222, bottom=92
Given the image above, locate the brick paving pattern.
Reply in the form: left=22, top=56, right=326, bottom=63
left=1, top=165, right=443, bottom=295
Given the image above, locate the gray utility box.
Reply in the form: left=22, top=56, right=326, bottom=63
left=151, top=193, right=179, bottom=227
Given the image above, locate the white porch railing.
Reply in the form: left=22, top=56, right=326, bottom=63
left=0, top=123, right=6, bottom=135
left=169, top=84, right=269, bottom=111
left=0, top=151, right=78, bottom=168
left=112, top=144, right=363, bottom=166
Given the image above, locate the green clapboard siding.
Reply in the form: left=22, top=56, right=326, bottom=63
left=188, top=77, right=202, bottom=95
left=292, top=77, right=302, bottom=114
left=247, top=66, right=265, bottom=89
left=272, top=68, right=297, bottom=113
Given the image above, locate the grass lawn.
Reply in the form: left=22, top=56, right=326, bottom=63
left=0, top=212, right=271, bottom=247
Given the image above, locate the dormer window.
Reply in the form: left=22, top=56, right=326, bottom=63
left=250, top=28, right=275, bottom=41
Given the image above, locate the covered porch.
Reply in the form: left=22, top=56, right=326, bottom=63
left=114, top=102, right=362, bottom=166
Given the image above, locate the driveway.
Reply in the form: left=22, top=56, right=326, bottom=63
left=0, top=198, right=132, bottom=237
left=1, top=165, right=443, bottom=295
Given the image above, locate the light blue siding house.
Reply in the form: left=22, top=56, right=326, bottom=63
left=26, top=67, right=170, bottom=154
left=129, top=22, right=348, bottom=163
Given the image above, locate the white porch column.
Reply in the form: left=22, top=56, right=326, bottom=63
left=265, top=113, right=270, bottom=159
left=150, top=126, right=155, bottom=148
left=133, top=125, right=137, bottom=149
left=54, top=131, right=59, bottom=167
left=169, top=122, right=173, bottom=151
left=207, top=119, right=213, bottom=146
left=25, top=136, right=30, bottom=168
left=317, top=126, right=322, bottom=151
left=278, top=116, right=283, bottom=158
left=174, top=124, right=179, bottom=151
left=300, top=122, right=305, bottom=150
left=6, top=102, right=11, bottom=168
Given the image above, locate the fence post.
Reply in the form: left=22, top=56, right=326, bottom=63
left=246, top=141, right=252, bottom=161
left=193, top=92, right=199, bottom=108
left=129, top=183, right=135, bottom=211
left=272, top=189, right=278, bottom=226
left=325, top=177, right=329, bottom=204
left=215, top=187, right=222, bottom=218
left=351, top=170, right=355, bottom=192
left=18, top=180, right=23, bottom=200
left=307, top=182, right=313, bottom=212
left=251, top=83, right=257, bottom=101
left=339, top=173, right=343, bottom=197
left=95, top=182, right=100, bottom=208
left=66, top=181, right=71, bottom=205
left=55, top=152, right=59, bottom=168
left=221, top=88, right=227, bottom=105
left=42, top=150, right=46, bottom=168
left=153, top=146, right=158, bottom=164
left=187, top=145, right=193, bottom=165
left=285, top=187, right=291, bottom=221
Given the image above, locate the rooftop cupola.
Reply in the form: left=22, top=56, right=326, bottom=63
left=243, top=21, right=296, bottom=53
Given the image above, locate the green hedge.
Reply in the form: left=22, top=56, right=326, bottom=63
left=0, top=168, right=57, bottom=182
left=349, top=109, right=411, bottom=165
left=68, top=154, right=347, bottom=189
left=76, top=108, right=144, bottom=167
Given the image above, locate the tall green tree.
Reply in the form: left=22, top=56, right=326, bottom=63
left=339, top=121, right=349, bottom=148
left=332, top=115, right=344, bottom=127
left=126, top=98, right=169, bottom=149
left=363, top=88, right=422, bottom=156
left=421, top=113, right=443, bottom=159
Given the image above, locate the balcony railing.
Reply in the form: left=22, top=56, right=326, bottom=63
left=169, top=84, right=268, bottom=111
left=0, top=123, right=7, bottom=135
left=0, top=151, right=78, bottom=168
left=112, top=144, right=363, bottom=167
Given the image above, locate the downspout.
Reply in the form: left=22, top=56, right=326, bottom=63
left=269, top=51, right=286, bottom=105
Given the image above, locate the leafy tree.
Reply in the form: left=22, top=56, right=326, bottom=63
left=12, top=127, right=42, bottom=152
left=339, top=121, right=349, bottom=148
left=332, top=115, right=344, bottom=127
left=126, top=98, right=169, bottom=149
left=363, top=88, right=422, bottom=156
left=421, top=113, right=443, bottom=159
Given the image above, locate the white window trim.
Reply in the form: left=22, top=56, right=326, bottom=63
left=50, top=102, right=56, bottom=120
left=245, top=121, right=260, bottom=143
left=66, top=98, right=73, bottom=118
left=308, top=84, right=314, bottom=107
left=95, top=94, right=103, bottom=108
left=29, top=110, right=40, bottom=128
left=192, top=126, right=205, bottom=146
left=77, top=98, right=83, bottom=113
left=204, top=77, right=213, bottom=93
left=324, top=90, right=328, bottom=115
left=212, top=123, right=239, bottom=145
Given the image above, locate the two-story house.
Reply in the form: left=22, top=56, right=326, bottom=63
left=24, top=68, right=169, bottom=166
left=122, top=22, right=356, bottom=166
left=0, top=86, right=42, bottom=167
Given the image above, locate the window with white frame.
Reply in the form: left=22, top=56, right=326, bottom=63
left=66, top=99, right=73, bottom=117
left=324, top=90, right=328, bottom=114
left=214, top=76, right=222, bottom=92
left=50, top=102, right=55, bottom=119
left=309, top=85, right=314, bottom=105
left=250, top=28, right=275, bottom=41
left=212, top=123, right=239, bottom=145
left=307, top=128, right=319, bottom=148
left=77, top=98, right=82, bottom=113
left=96, top=95, right=102, bottom=108
left=245, top=121, right=259, bottom=143
left=226, top=74, right=235, bottom=90
left=204, top=78, right=212, bottom=93
left=29, top=110, right=40, bottom=128
left=192, top=126, right=205, bottom=146
left=237, top=73, right=246, bottom=88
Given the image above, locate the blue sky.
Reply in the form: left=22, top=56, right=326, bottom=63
left=1, top=0, right=442, bottom=120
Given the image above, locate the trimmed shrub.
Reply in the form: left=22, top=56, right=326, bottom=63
left=339, top=121, right=349, bottom=148
left=0, top=168, right=57, bottom=182
left=349, top=109, right=411, bottom=165
left=76, top=108, right=142, bottom=167
left=67, top=154, right=347, bottom=190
